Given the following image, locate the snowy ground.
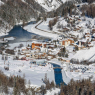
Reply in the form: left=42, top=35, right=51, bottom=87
left=4, top=37, right=15, bottom=41
left=71, top=45, right=95, bottom=61
left=0, top=56, right=55, bottom=87
left=37, top=18, right=53, bottom=32
left=0, top=0, right=4, bottom=6
left=45, top=88, right=60, bottom=95
left=62, top=69, right=70, bottom=84
left=0, top=41, right=56, bottom=88
left=24, top=20, right=59, bottom=39
left=63, top=63, right=95, bottom=83
left=35, top=0, right=62, bottom=12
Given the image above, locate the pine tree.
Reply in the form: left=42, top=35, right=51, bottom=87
left=28, top=80, right=31, bottom=89
left=44, top=73, right=47, bottom=83
left=4, top=84, right=8, bottom=94
left=13, top=87, right=18, bottom=95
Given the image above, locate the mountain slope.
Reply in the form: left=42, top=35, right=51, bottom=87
left=0, top=0, right=66, bottom=28
left=0, top=0, right=74, bottom=36
left=35, top=0, right=65, bottom=11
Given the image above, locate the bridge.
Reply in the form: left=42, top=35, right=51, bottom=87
left=53, top=67, right=63, bottom=69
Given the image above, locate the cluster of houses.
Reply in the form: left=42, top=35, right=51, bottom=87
left=58, top=15, right=95, bottom=52
left=11, top=38, right=75, bottom=64
left=69, top=64, right=89, bottom=73
left=3, top=16, right=95, bottom=67
left=8, top=29, right=95, bottom=65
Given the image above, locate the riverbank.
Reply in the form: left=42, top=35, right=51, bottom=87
left=0, top=19, right=36, bottom=38
left=48, top=59, right=70, bottom=85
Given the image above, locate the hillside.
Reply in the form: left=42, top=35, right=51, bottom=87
left=0, top=0, right=67, bottom=36
left=0, top=0, right=83, bottom=36
left=35, top=0, right=63, bottom=12
left=0, top=0, right=46, bottom=35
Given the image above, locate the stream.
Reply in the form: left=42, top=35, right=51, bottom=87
left=51, top=63, right=66, bottom=86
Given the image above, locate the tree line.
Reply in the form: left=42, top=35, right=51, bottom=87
left=60, top=79, right=95, bottom=95
left=0, top=0, right=79, bottom=28
left=0, top=70, right=56, bottom=95
left=0, top=0, right=45, bottom=27
left=81, top=4, right=95, bottom=18
left=82, top=0, right=95, bottom=3
left=0, top=70, right=26, bottom=94
left=48, top=17, right=58, bottom=30
left=70, top=59, right=95, bottom=65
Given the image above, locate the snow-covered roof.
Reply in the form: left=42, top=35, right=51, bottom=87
left=48, top=59, right=62, bottom=66
left=21, top=47, right=26, bottom=50
left=78, top=39, right=87, bottom=42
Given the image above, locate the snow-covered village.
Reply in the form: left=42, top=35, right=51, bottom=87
left=1, top=0, right=95, bottom=95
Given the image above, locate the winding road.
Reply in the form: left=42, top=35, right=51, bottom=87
left=35, top=20, right=63, bottom=35
left=24, top=20, right=67, bottom=39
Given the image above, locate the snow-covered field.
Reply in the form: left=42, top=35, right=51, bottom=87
left=24, top=20, right=59, bottom=39
left=71, top=45, right=95, bottom=61
left=37, top=18, right=52, bottom=31
left=0, top=56, right=55, bottom=87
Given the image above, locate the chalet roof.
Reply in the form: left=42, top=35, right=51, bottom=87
left=19, top=55, right=25, bottom=59
left=26, top=54, right=31, bottom=56
left=21, top=52, right=24, bottom=55
left=78, top=19, right=81, bottom=20
left=32, top=41, right=47, bottom=45
left=48, top=50, right=58, bottom=55
left=78, top=39, right=87, bottom=42
left=27, top=47, right=31, bottom=49
left=92, top=29, right=95, bottom=31
left=75, top=16, right=79, bottom=18
left=61, top=38, right=74, bottom=42
left=31, top=59, right=46, bottom=62
left=48, top=49, right=52, bottom=51
left=47, top=56, right=52, bottom=59
left=48, top=45, right=54, bottom=47
left=61, top=57, right=70, bottom=60
left=21, top=47, right=26, bottom=50
left=93, top=33, right=95, bottom=37
left=88, top=44, right=93, bottom=47
left=48, top=59, right=62, bottom=66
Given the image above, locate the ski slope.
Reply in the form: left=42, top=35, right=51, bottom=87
left=72, top=46, right=95, bottom=61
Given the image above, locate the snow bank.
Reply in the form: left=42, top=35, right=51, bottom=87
left=62, top=69, right=70, bottom=84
